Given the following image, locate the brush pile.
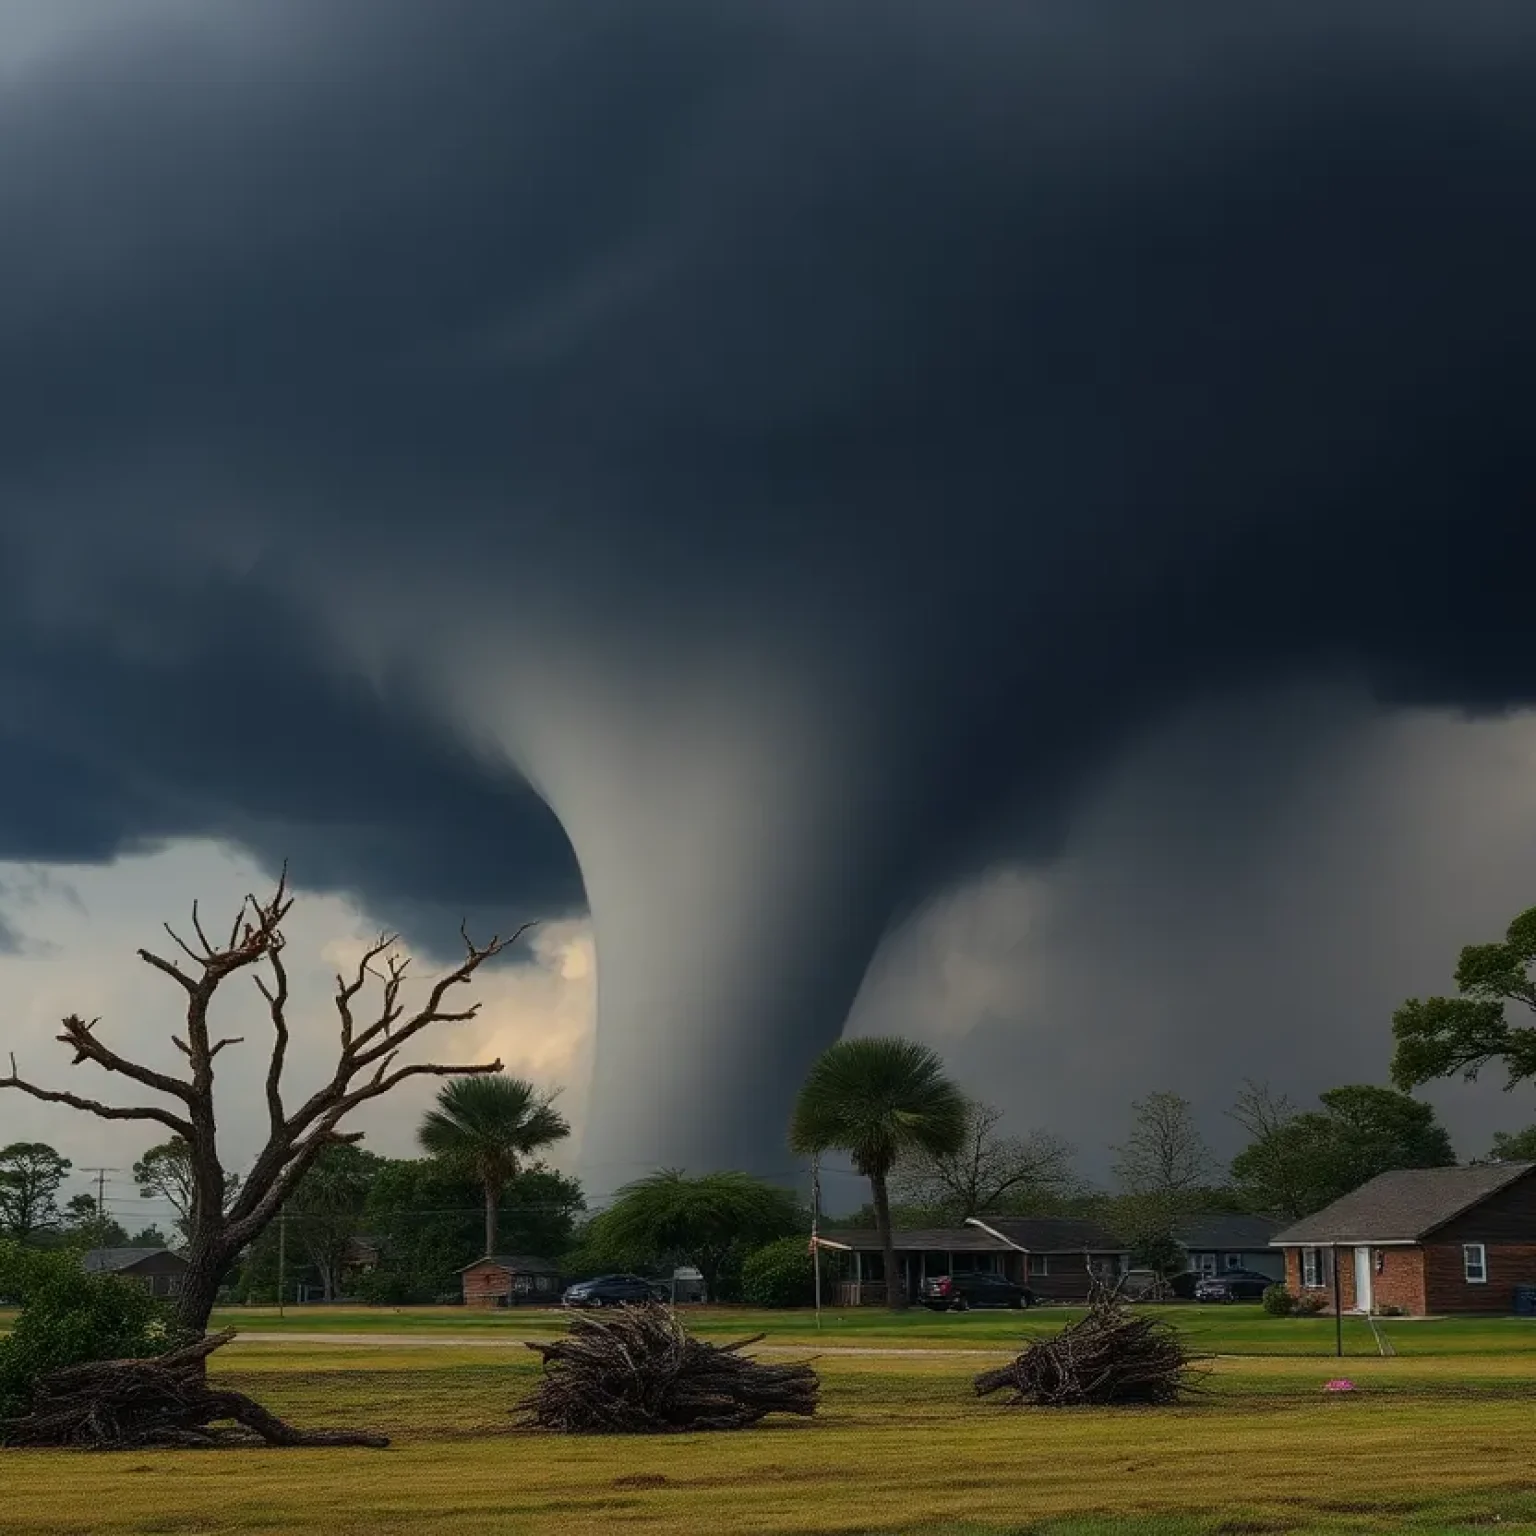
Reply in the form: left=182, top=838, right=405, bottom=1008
left=518, top=1303, right=820, bottom=1433
left=974, top=1285, right=1206, bottom=1408
left=1, top=1329, right=389, bottom=1449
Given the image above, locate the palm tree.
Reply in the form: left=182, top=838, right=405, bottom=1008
left=790, top=1037, right=967, bottom=1310
left=418, top=1075, right=571, bottom=1257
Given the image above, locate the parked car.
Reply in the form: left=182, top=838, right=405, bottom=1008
left=1119, top=1268, right=1173, bottom=1300
left=1193, top=1269, right=1275, bottom=1303
left=920, top=1272, right=1037, bottom=1312
left=561, top=1273, right=668, bottom=1308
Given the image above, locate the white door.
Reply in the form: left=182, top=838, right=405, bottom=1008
left=1353, top=1246, right=1373, bottom=1313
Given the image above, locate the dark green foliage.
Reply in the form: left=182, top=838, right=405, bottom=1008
left=0, top=1143, right=70, bottom=1242
left=346, top=1158, right=584, bottom=1304
left=1261, top=1283, right=1295, bottom=1317
left=0, top=1241, right=186, bottom=1428
left=1230, top=1084, right=1455, bottom=1219
left=791, top=1037, right=968, bottom=1311
left=1292, top=1291, right=1326, bottom=1315
left=740, top=1236, right=816, bottom=1308
left=1393, top=906, right=1536, bottom=1093
left=1488, top=1126, right=1536, bottom=1163
left=417, top=1075, right=571, bottom=1258
left=581, top=1170, right=803, bottom=1303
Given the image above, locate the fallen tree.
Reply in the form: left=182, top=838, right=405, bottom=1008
left=974, top=1286, right=1207, bottom=1408
left=518, top=1304, right=819, bottom=1433
left=1, top=1329, right=389, bottom=1449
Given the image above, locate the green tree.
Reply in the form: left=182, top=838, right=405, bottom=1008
left=790, top=1037, right=968, bottom=1310
left=0, top=1144, right=71, bottom=1242
left=131, top=1139, right=242, bottom=1246
left=58, top=1193, right=129, bottom=1250
left=582, top=1169, right=802, bottom=1302
left=1393, top=906, right=1536, bottom=1096
left=1230, top=1084, right=1456, bottom=1219
left=1489, top=1127, right=1536, bottom=1163
left=892, top=1100, right=1078, bottom=1221
left=417, top=1075, right=571, bottom=1259
left=741, top=1235, right=817, bottom=1308
left=352, top=1157, right=584, bottom=1304
left=126, top=1225, right=169, bottom=1248
left=283, top=1144, right=382, bottom=1302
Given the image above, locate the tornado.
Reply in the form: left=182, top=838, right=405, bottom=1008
left=3, top=2, right=1536, bottom=1184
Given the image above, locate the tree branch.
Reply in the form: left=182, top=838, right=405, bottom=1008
left=254, top=946, right=292, bottom=1134
left=1, top=1053, right=194, bottom=1137
left=54, top=1013, right=197, bottom=1104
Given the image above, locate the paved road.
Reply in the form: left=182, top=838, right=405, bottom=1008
left=223, top=1330, right=1007, bottom=1356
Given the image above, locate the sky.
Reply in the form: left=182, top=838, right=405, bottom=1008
left=4, top=2, right=1536, bottom=1206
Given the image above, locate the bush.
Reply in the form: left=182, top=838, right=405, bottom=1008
left=740, top=1236, right=816, bottom=1309
left=1261, top=1283, right=1295, bottom=1317
left=1376, top=1303, right=1405, bottom=1317
left=0, top=1242, right=187, bottom=1425
left=1292, top=1290, right=1327, bottom=1316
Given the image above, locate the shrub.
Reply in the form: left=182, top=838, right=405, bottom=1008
left=1261, top=1283, right=1295, bottom=1317
left=1292, top=1290, right=1327, bottom=1316
left=0, top=1241, right=186, bottom=1425
left=740, top=1236, right=816, bottom=1309
left=1376, top=1303, right=1405, bottom=1317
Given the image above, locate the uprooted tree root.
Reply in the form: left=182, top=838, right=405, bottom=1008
left=517, top=1303, right=820, bottom=1433
left=974, top=1286, right=1208, bottom=1408
left=1, top=1329, right=389, bottom=1449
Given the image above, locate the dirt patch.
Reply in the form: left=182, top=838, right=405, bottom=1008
left=612, top=1474, right=670, bottom=1490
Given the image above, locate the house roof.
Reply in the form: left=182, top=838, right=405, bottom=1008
left=971, top=1216, right=1132, bottom=1253
left=1175, top=1213, right=1283, bottom=1251
left=80, top=1247, right=186, bottom=1273
left=1271, top=1162, right=1536, bottom=1246
left=818, top=1217, right=1130, bottom=1254
left=818, top=1227, right=1005, bottom=1254
left=457, top=1253, right=562, bottom=1274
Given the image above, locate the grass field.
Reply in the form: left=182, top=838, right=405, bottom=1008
left=5, top=1307, right=1536, bottom=1534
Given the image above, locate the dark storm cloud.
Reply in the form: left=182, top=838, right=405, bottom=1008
left=3, top=1, right=1536, bottom=1169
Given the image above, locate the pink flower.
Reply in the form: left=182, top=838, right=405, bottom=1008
left=1324, top=1379, right=1355, bottom=1392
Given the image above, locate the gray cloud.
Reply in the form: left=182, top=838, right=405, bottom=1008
left=2, top=3, right=1536, bottom=1174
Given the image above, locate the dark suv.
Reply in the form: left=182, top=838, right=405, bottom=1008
left=920, top=1272, right=1037, bottom=1312
left=561, top=1273, right=668, bottom=1308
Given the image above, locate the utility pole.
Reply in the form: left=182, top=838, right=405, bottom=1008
left=277, top=1208, right=287, bottom=1318
left=79, top=1167, right=120, bottom=1245
left=811, top=1152, right=823, bottom=1333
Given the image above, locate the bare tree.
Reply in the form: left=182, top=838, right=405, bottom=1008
left=1, top=866, right=524, bottom=1332
left=1108, top=1089, right=1217, bottom=1250
left=1227, top=1078, right=1299, bottom=1144
left=893, top=1102, right=1077, bottom=1220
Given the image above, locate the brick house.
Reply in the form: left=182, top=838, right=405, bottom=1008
left=1272, top=1161, right=1536, bottom=1316
left=81, top=1247, right=189, bottom=1299
left=458, top=1254, right=564, bottom=1308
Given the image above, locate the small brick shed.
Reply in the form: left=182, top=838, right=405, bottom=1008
left=458, top=1254, right=564, bottom=1308
left=1273, top=1161, right=1536, bottom=1316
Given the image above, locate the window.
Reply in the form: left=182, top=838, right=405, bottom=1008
left=1027, top=1254, right=1048, bottom=1276
left=1301, top=1248, right=1323, bottom=1288
left=1225, top=1254, right=1243, bottom=1272
left=1196, top=1253, right=1217, bottom=1276
left=1464, top=1243, right=1488, bottom=1284
left=166, top=1275, right=183, bottom=1296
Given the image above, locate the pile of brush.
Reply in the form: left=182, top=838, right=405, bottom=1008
left=1, top=1329, right=389, bottom=1449
left=518, top=1303, right=819, bottom=1433
left=974, top=1286, right=1206, bottom=1408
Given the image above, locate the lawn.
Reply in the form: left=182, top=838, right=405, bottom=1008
left=3, top=1319, right=1536, bottom=1535
left=198, top=1299, right=1536, bottom=1357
